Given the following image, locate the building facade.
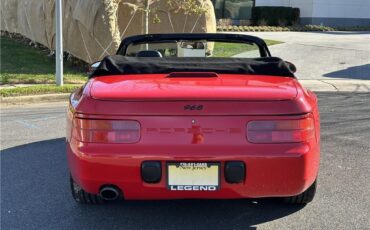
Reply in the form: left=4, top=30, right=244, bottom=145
left=256, top=0, right=370, bottom=26
left=212, top=0, right=370, bottom=26
left=212, top=0, right=255, bottom=20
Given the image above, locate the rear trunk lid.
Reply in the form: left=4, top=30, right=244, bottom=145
left=90, top=74, right=298, bottom=101
left=76, top=74, right=312, bottom=116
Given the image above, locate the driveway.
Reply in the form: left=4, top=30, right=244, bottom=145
left=234, top=31, right=370, bottom=81
left=1, top=93, right=370, bottom=229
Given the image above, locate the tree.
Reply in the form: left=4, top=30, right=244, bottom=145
left=139, top=0, right=208, bottom=34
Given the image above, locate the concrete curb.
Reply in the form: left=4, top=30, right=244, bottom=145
left=1, top=93, right=70, bottom=106
left=1, top=80, right=369, bottom=107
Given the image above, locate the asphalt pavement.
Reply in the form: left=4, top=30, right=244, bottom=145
left=1, top=92, right=370, bottom=230
left=234, top=31, right=370, bottom=81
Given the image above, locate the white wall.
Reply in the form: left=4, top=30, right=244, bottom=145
left=255, top=0, right=370, bottom=19
left=312, top=0, right=370, bottom=19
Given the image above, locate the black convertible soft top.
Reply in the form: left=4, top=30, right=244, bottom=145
left=91, top=55, right=295, bottom=78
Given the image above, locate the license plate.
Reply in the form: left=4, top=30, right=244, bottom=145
left=167, top=162, right=220, bottom=191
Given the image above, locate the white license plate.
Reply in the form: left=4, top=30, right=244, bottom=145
left=167, top=162, right=220, bottom=191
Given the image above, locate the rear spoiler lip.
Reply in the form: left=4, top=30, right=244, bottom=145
left=166, top=72, right=219, bottom=78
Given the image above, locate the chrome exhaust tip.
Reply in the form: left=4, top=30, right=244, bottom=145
left=100, top=186, right=120, bottom=201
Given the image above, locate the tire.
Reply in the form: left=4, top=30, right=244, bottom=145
left=70, top=176, right=104, bottom=205
left=283, top=179, right=317, bottom=204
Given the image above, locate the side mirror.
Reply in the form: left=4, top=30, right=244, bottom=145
left=285, top=61, right=297, bottom=73
left=88, top=61, right=101, bottom=75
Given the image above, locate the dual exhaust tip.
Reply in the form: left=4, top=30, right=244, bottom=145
left=100, top=186, right=121, bottom=201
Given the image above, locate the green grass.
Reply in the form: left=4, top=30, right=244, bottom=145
left=0, top=36, right=87, bottom=85
left=0, top=36, right=281, bottom=97
left=0, top=84, right=81, bottom=97
left=213, top=40, right=283, bottom=57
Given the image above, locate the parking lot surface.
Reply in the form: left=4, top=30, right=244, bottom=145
left=1, top=92, right=369, bottom=229
left=237, top=31, right=370, bottom=81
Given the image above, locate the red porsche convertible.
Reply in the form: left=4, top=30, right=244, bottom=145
left=67, top=33, right=320, bottom=205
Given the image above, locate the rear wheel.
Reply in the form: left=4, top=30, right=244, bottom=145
left=70, top=176, right=104, bottom=205
left=283, top=180, right=317, bottom=204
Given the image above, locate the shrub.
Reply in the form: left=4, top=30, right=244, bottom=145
left=252, top=7, right=300, bottom=26
left=216, top=24, right=368, bottom=32
left=278, top=19, right=288, bottom=27
left=257, top=19, right=268, bottom=26
left=239, top=20, right=251, bottom=26
left=217, top=18, right=233, bottom=27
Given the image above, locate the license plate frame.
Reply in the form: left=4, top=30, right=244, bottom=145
left=167, top=162, right=220, bottom=191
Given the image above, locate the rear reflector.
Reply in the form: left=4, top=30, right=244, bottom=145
left=247, top=118, right=314, bottom=143
left=73, top=119, right=140, bottom=143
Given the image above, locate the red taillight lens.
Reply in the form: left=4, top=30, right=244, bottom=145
left=73, top=119, right=140, bottom=143
left=247, top=118, right=315, bottom=143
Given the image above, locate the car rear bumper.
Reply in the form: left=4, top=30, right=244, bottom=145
left=67, top=139, right=320, bottom=200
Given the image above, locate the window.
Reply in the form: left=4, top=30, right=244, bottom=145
left=125, top=41, right=261, bottom=58
left=213, top=0, right=255, bottom=20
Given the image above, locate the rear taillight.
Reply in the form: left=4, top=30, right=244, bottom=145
left=247, top=118, right=315, bottom=143
left=73, top=119, right=140, bottom=143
